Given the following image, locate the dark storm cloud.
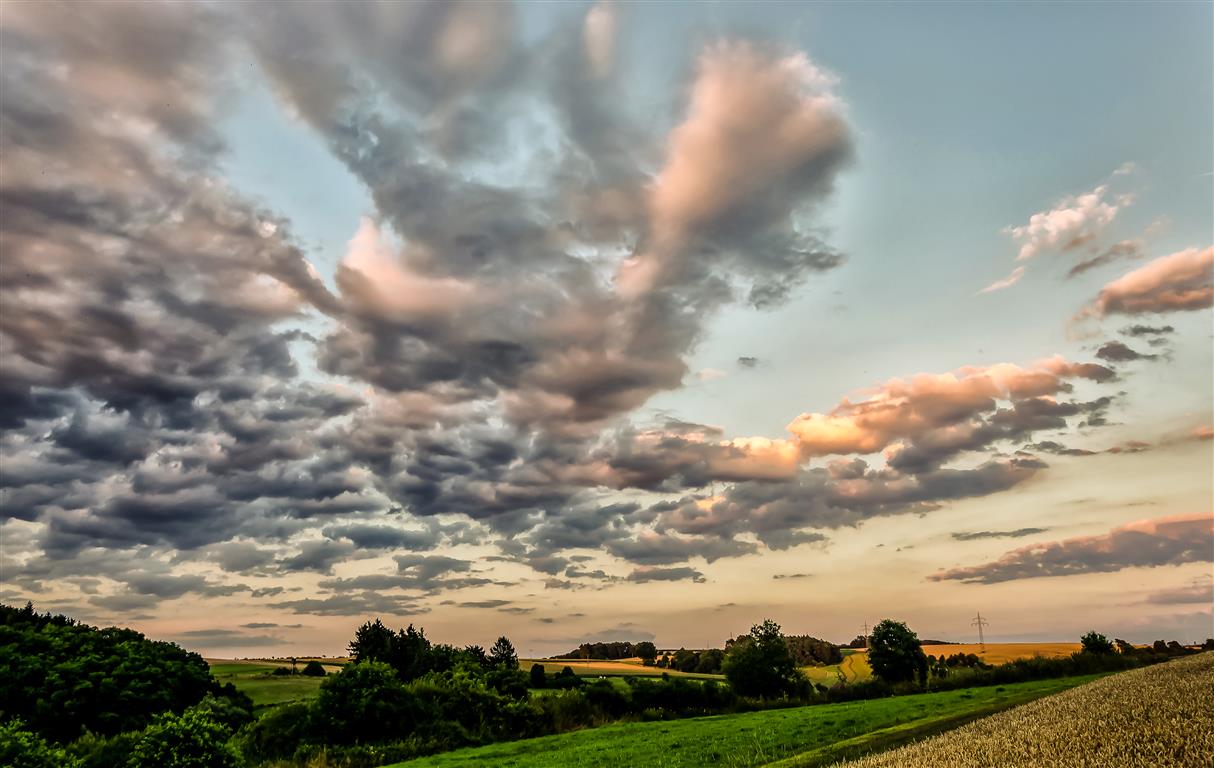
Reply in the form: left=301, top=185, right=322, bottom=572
left=952, top=528, right=1050, bottom=541
left=931, top=514, right=1213, bottom=584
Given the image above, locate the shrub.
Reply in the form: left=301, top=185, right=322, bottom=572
left=236, top=702, right=311, bottom=763
left=301, top=660, right=327, bottom=677
left=271, top=666, right=293, bottom=676
left=0, top=720, right=80, bottom=768
left=125, top=706, right=241, bottom=768
left=538, top=689, right=595, bottom=732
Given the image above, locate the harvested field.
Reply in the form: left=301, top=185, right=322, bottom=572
left=834, top=652, right=1214, bottom=767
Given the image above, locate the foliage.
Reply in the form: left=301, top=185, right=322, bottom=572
left=1080, top=630, right=1114, bottom=655
left=868, top=619, right=928, bottom=686
left=124, top=704, right=242, bottom=768
left=0, top=603, right=239, bottom=742
left=301, top=661, right=327, bottom=677
left=235, top=702, right=311, bottom=763
left=784, top=635, right=844, bottom=666
left=721, top=619, right=805, bottom=699
left=0, top=719, right=81, bottom=768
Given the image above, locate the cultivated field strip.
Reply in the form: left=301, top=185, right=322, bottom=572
left=835, top=652, right=1214, bottom=767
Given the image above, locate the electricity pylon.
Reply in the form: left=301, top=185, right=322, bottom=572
left=971, top=611, right=989, bottom=653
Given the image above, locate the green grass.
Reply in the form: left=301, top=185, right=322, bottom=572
left=208, top=660, right=325, bottom=709
left=387, top=675, right=1103, bottom=768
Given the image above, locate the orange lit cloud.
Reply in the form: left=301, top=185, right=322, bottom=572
left=1083, top=245, right=1213, bottom=317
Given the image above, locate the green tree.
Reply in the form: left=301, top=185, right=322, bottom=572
left=488, top=636, right=519, bottom=670
left=300, top=660, right=326, bottom=677
left=529, top=663, right=547, bottom=688
left=1081, top=631, right=1115, bottom=655
left=347, top=618, right=394, bottom=663
left=311, top=661, right=427, bottom=744
left=721, top=619, right=803, bottom=699
left=868, top=619, right=928, bottom=686
left=635, top=641, right=658, bottom=665
left=125, top=707, right=241, bottom=768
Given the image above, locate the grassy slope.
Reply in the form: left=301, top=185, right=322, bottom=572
left=387, top=675, right=1101, bottom=768
left=208, top=659, right=326, bottom=709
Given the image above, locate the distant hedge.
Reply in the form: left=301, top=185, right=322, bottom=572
left=0, top=602, right=249, bottom=742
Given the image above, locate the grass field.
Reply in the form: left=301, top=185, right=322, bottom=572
left=521, top=657, right=725, bottom=680
left=207, top=659, right=328, bottom=709
left=799, top=643, right=1081, bottom=686
left=837, top=653, right=1214, bottom=767
left=386, top=674, right=1102, bottom=768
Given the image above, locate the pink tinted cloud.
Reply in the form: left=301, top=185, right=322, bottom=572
left=1083, top=245, right=1213, bottom=317
left=930, top=513, right=1214, bottom=584
left=786, top=356, right=1112, bottom=458
left=618, top=40, right=849, bottom=296
left=1004, top=183, right=1127, bottom=261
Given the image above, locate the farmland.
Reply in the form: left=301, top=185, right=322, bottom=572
left=800, top=643, right=1082, bottom=685
left=837, top=652, right=1214, bottom=767
left=208, top=659, right=332, bottom=709
left=386, top=674, right=1100, bottom=768
left=521, top=657, right=725, bottom=679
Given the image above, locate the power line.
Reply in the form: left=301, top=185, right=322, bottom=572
left=971, top=611, right=989, bottom=653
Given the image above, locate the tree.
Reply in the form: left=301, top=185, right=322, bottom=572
left=311, top=661, right=428, bottom=744
left=867, top=619, right=928, bottom=686
left=0, top=720, right=79, bottom=768
left=529, top=663, right=547, bottom=688
left=721, top=619, right=804, bottom=699
left=489, top=636, right=519, bottom=670
left=1080, top=631, right=1114, bottom=655
left=301, top=660, right=326, bottom=677
left=636, top=641, right=658, bottom=665
left=347, top=618, right=394, bottom=663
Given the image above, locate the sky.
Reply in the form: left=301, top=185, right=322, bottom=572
left=1, top=1, right=1211, bottom=658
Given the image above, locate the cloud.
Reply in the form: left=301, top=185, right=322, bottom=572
left=737, top=356, right=760, bottom=368
left=930, top=514, right=1214, bottom=584
left=1144, top=578, right=1214, bottom=605
left=1067, top=240, right=1143, bottom=278
left=952, top=528, right=1050, bottom=541
left=1119, top=324, right=1174, bottom=337
left=786, top=356, right=1113, bottom=462
left=978, top=266, right=1025, bottom=294
left=171, top=629, right=282, bottom=648
left=1095, top=341, right=1157, bottom=363
left=1004, top=182, right=1127, bottom=261
left=626, top=566, right=706, bottom=583
left=1081, top=246, right=1214, bottom=317
left=617, top=39, right=851, bottom=301
left=583, top=2, right=617, bottom=79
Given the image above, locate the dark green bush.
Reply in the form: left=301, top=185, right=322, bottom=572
left=301, top=661, right=327, bottom=677
left=0, top=720, right=79, bottom=768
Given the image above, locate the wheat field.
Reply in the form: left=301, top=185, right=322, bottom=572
left=835, top=652, right=1214, bottom=767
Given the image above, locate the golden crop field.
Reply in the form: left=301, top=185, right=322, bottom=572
left=520, top=657, right=723, bottom=679
left=837, top=652, right=1214, bottom=767
left=920, top=643, right=1080, bottom=664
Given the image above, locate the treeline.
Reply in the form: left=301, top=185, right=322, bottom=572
left=553, top=640, right=657, bottom=661
left=560, top=633, right=843, bottom=669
